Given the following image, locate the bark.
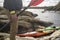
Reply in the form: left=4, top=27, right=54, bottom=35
left=7, top=13, right=18, bottom=40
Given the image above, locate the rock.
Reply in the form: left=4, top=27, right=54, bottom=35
left=0, top=7, right=9, bottom=15
left=19, top=16, right=53, bottom=27
left=5, top=36, right=37, bottom=40
left=18, top=16, right=34, bottom=22
left=50, top=30, right=60, bottom=38
left=49, top=30, right=60, bottom=40
left=0, top=10, right=53, bottom=34
left=19, top=11, right=38, bottom=17
left=18, top=21, right=33, bottom=33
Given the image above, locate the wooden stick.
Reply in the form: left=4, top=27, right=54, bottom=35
left=7, top=13, right=18, bottom=40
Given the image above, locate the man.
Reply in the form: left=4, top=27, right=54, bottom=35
left=4, top=0, right=22, bottom=40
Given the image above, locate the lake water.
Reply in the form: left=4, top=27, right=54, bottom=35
left=26, top=9, right=60, bottom=26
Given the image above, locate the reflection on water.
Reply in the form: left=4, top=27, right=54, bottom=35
left=26, top=9, right=60, bottom=26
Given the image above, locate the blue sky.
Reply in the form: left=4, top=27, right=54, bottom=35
left=0, top=0, right=60, bottom=7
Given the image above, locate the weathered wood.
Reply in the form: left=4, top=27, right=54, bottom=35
left=0, top=7, right=9, bottom=15
left=7, top=14, right=18, bottom=40
left=0, top=33, right=10, bottom=36
left=0, top=16, right=34, bottom=20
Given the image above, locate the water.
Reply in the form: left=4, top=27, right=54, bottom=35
left=26, top=9, right=60, bottom=26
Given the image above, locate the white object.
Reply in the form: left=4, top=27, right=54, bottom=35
left=0, top=0, right=4, bottom=7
